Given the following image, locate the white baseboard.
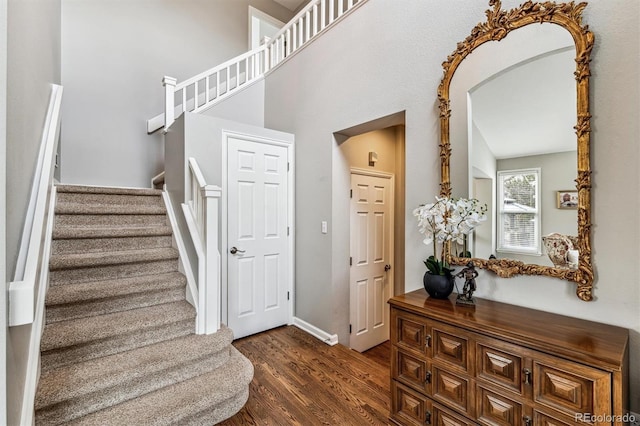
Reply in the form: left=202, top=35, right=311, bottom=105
left=292, top=317, right=338, bottom=346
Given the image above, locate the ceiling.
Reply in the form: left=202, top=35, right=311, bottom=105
left=273, top=0, right=308, bottom=12
left=470, top=47, right=576, bottom=159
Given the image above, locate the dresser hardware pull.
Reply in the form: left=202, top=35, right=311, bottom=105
left=425, top=371, right=432, bottom=384
left=523, top=368, right=532, bottom=385
left=523, top=415, right=532, bottom=426
left=425, top=334, right=431, bottom=348
left=425, top=410, right=432, bottom=424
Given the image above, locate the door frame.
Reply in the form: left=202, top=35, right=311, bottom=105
left=221, top=130, right=295, bottom=328
left=349, top=167, right=395, bottom=349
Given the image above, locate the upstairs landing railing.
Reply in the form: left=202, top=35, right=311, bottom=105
left=148, top=0, right=368, bottom=133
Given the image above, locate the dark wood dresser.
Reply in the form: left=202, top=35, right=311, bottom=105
left=388, top=290, right=629, bottom=426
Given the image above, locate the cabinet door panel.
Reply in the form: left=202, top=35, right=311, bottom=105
left=477, top=340, right=525, bottom=396
left=432, top=366, right=471, bottom=415
left=534, top=358, right=610, bottom=419
left=392, top=380, right=432, bottom=426
left=393, top=346, right=432, bottom=394
left=433, top=402, right=476, bottom=426
left=432, top=323, right=470, bottom=373
left=477, top=385, right=523, bottom=426
left=393, top=310, right=429, bottom=356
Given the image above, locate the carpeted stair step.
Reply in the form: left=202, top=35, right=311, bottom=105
left=57, top=190, right=164, bottom=207
left=41, top=301, right=195, bottom=372
left=35, top=327, right=234, bottom=425
left=64, top=345, right=254, bottom=426
left=49, top=257, right=180, bottom=286
left=51, top=234, right=173, bottom=255
left=55, top=213, right=168, bottom=228
left=45, top=272, right=187, bottom=323
left=56, top=185, right=162, bottom=196
left=48, top=247, right=180, bottom=286
left=55, top=202, right=166, bottom=215
left=53, top=225, right=173, bottom=239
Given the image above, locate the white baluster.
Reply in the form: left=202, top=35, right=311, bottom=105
left=313, top=3, right=319, bottom=35
left=338, top=0, right=344, bottom=17
left=299, top=17, right=304, bottom=45
left=348, top=0, right=353, bottom=8
left=321, top=0, right=326, bottom=30
left=216, top=72, right=220, bottom=99
left=181, top=88, right=187, bottom=113
left=286, top=28, right=291, bottom=56
left=235, top=61, right=240, bottom=87
left=162, top=76, right=177, bottom=131
left=205, top=76, right=210, bottom=103
left=194, top=81, right=199, bottom=110
left=329, top=0, right=334, bottom=23
left=306, top=10, right=311, bottom=41
left=226, top=66, right=230, bottom=93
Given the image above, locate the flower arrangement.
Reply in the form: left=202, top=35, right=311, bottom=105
left=413, top=197, right=487, bottom=276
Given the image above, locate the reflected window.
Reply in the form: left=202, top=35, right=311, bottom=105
left=497, top=168, right=541, bottom=255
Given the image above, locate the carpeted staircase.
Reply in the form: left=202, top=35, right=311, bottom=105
left=35, top=185, right=253, bottom=425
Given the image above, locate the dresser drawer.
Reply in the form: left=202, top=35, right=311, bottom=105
left=393, top=309, right=429, bottom=356
left=476, top=385, right=524, bottom=426
left=392, top=380, right=432, bottom=426
left=431, top=321, right=472, bottom=373
left=432, top=365, right=472, bottom=416
left=393, top=346, right=432, bottom=394
left=532, top=408, right=578, bottom=426
left=477, top=339, right=527, bottom=397
left=533, top=357, right=611, bottom=420
left=433, top=402, right=476, bottom=426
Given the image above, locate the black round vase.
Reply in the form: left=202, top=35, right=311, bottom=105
left=423, top=271, right=454, bottom=299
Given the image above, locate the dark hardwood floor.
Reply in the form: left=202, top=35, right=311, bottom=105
left=219, top=326, right=392, bottom=425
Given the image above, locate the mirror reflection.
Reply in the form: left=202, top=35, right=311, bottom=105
left=448, top=23, right=579, bottom=270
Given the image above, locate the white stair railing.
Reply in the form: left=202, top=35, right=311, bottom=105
left=181, top=157, right=222, bottom=334
left=149, top=0, right=368, bottom=133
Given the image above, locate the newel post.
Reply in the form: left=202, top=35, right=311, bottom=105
left=202, top=184, right=222, bottom=334
left=162, top=76, right=177, bottom=132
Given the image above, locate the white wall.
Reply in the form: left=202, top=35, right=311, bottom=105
left=0, top=0, right=7, bottom=422
left=263, top=0, right=640, bottom=409
left=60, top=0, right=293, bottom=188
left=6, top=0, right=61, bottom=423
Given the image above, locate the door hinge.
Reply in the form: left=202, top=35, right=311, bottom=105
left=350, top=257, right=352, bottom=266
left=350, top=189, right=353, bottom=198
left=349, top=324, right=352, bottom=334
left=287, top=162, right=290, bottom=171
left=287, top=226, right=290, bottom=236
left=287, top=291, right=290, bottom=301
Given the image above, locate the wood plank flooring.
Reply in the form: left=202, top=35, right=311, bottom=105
left=219, top=326, right=392, bottom=425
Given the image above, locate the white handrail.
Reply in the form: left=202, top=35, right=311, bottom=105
left=151, top=0, right=368, bottom=133
left=9, top=84, right=63, bottom=326
left=183, top=157, right=222, bottom=334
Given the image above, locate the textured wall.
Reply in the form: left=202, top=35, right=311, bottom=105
left=264, top=0, right=640, bottom=409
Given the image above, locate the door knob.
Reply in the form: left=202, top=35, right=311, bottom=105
left=384, top=264, right=391, bottom=271
left=230, top=246, right=245, bottom=254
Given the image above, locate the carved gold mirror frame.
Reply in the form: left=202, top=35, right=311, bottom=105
left=438, top=0, right=594, bottom=300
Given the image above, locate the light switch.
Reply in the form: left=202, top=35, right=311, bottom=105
left=321, top=221, right=328, bottom=234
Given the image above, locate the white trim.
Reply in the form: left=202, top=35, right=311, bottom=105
left=162, top=191, right=199, bottom=312
left=20, top=187, right=56, bottom=426
left=221, top=129, right=294, bottom=329
left=293, top=317, right=339, bottom=346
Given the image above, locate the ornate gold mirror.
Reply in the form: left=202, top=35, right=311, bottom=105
left=438, top=0, right=594, bottom=300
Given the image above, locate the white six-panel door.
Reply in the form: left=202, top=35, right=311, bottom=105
left=227, top=135, right=290, bottom=339
left=350, top=171, right=393, bottom=352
